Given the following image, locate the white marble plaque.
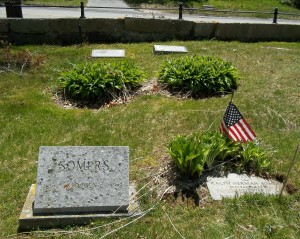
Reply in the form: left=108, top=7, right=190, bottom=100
left=92, top=49, right=125, bottom=58
left=153, top=45, right=188, bottom=54
left=207, top=173, right=283, bottom=200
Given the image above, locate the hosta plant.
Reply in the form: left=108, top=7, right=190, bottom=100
left=158, top=55, right=239, bottom=96
left=167, top=132, right=235, bottom=178
left=238, top=141, right=271, bottom=175
left=198, top=132, right=239, bottom=169
left=167, top=131, right=271, bottom=178
left=167, top=134, right=206, bottom=178
left=59, top=61, right=145, bottom=102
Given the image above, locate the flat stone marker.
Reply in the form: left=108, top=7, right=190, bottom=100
left=207, top=173, right=283, bottom=200
left=153, top=45, right=188, bottom=54
left=34, top=146, right=129, bottom=214
left=91, top=49, right=125, bottom=58
left=19, top=183, right=139, bottom=232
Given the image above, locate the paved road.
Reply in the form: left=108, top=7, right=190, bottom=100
left=0, top=0, right=299, bottom=25
left=0, top=0, right=138, bottom=19
left=87, top=0, right=130, bottom=8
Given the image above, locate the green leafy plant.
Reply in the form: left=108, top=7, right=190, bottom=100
left=167, top=131, right=271, bottom=178
left=59, top=61, right=145, bottom=102
left=167, top=134, right=206, bottom=178
left=158, top=55, right=239, bottom=96
left=167, top=132, right=236, bottom=178
left=238, top=141, right=271, bottom=175
left=199, top=131, right=239, bottom=168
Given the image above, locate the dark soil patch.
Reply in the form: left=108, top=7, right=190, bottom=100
left=53, top=79, right=229, bottom=109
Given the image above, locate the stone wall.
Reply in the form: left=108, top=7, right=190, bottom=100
left=0, top=17, right=299, bottom=45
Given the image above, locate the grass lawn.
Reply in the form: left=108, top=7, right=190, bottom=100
left=0, top=40, right=299, bottom=238
left=193, top=0, right=300, bottom=19
left=127, top=0, right=300, bottom=19
left=22, top=0, right=88, bottom=6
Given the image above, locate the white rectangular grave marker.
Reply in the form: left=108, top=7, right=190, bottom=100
left=207, top=173, right=283, bottom=200
left=153, top=45, right=188, bottom=54
left=92, top=49, right=125, bottom=58
left=34, top=146, right=129, bottom=214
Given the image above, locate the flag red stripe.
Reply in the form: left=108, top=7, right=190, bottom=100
left=220, top=121, right=225, bottom=134
left=241, top=118, right=256, bottom=138
left=221, top=121, right=236, bottom=141
left=235, top=122, right=250, bottom=142
left=237, top=119, right=256, bottom=141
left=228, top=126, right=239, bottom=142
left=232, top=124, right=247, bottom=142
left=220, top=120, right=228, bottom=134
left=237, top=120, right=252, bottom=141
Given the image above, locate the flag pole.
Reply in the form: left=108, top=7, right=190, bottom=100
left=279, top=144, right=299, bottom=198
left=230, top=90, right=235, bottom=104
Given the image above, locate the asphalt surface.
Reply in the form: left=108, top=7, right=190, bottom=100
left=0, top=0, right=299, bottom=25
left=87, top=0, right=130, bottom=8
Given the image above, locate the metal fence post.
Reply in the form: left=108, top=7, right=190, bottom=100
left=273, top=7, right=278, bottom=24
left=179, top=3, right=183, bottom=20
left=80, top=1, right=86, bottom=19
left=5, top=0, right=23, bottom=18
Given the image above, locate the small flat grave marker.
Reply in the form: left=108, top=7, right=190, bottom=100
left=92, top=49, right=125, bottom=58
left=207, top=173, right=283, bottom=200
left=153, top=45, right=188, bottom=54
left=34, top=146, right=129, bottom=214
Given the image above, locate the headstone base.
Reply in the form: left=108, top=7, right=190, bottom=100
left=18, top=184, right=141, bottom=232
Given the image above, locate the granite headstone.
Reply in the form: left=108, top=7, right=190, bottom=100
left=34, top=146, right=129, bottom=214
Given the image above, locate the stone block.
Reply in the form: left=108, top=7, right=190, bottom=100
left=80, top=18, right=124, bottom=34
left=125, top=17, right=193, bottom=37
left=9, top=19, right=50, bottom=33
left=215, top=23, right=248, bottom=40
left=50, top=19, right=83, bottom=34
left=193, top=22, right=217, bottom=38
left=153, top=45, right=187, bottom=54
left=34, top=146, right=129, bottom=215
left=92, top=49, right=125, bottom=57
left=19, top=184, right=140, bottom=232
left=207, top=173, right=283, bottom=200
left=0, top=20, right=9, bottom=33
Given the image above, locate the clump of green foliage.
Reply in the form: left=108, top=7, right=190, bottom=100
left=59, top=61, right=145, bottom=102
left=238, top=141, right=271, bottom=175
left=158, top=55, right=239, bottom=97
left=167, top=134, right=206, bottom=178
left=167, top=131, right=271, bottom=178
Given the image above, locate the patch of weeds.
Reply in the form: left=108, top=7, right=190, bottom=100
left=0, top=41, right=45, bottom=74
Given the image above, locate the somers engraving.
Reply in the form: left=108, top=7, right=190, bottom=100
left=57, top=160, right=112, bottom=173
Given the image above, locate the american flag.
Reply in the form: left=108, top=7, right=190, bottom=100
left=220, top=103, right=256, bottom=142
